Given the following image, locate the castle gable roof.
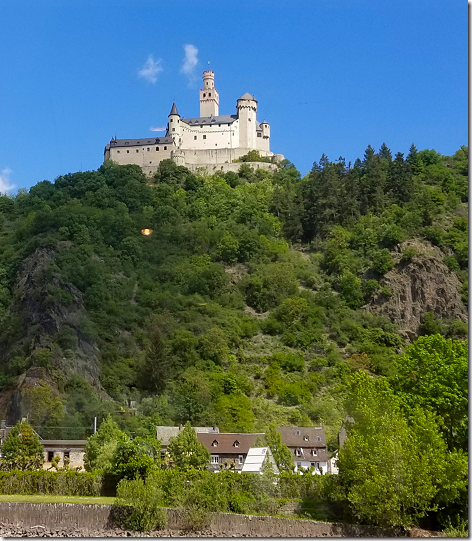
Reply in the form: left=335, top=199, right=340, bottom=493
left=108, top=137, right=174, bottom=148
left=181, top=114, right=237, bottom=126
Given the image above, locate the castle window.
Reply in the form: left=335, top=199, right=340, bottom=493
left=117, top=150, right=120, bottom=153
left=127, top=150, right=129, bottom=153
left=164, top=146, right=167, bottom=150
left=172, top=128, right=175, bottom=132
left=200, top=125, right=203, bottom=128
left=257, top=132, right=261, bottom=137
left=218, top=124, right=221, bottom=127
left=194, top=136, right=197, bottom=140
left=136, top=149, right=139, bottom=153
left=170, top=118, right=173, bottom=122
left=203, top=135, right=206, bottom=139
left=156, top=147, right=159, bottom=151
left=209, top=92, right=211, bottom=97
left=203, top=93, right=206, bottom=97
left=147, top=148, right=150, bottom=151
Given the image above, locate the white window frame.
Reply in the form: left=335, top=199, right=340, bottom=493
left=210, top=455, right=219, bottom=464
left=238, top=455, right=244, bottom=465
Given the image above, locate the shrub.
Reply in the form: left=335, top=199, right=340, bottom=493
left=0, top=470, right=103, bottom=496
left=115, top=477, right=167, bottom=532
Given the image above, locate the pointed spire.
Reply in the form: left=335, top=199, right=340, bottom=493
left=168, top=102, right=179, bottom=116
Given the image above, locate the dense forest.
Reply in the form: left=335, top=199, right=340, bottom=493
left=0, top=144, right=467, bottom=454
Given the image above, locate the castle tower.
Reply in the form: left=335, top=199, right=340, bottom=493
left=237, top=93, right=258, bottom=150
left=168, top=102, right=182, bottom=148
left=199, top=71, right=219, bottom=117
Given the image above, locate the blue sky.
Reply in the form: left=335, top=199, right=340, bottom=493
left=0, top=1, right=467, bottom=193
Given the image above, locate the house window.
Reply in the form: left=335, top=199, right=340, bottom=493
left=47, top=451, right=54, bottom=462
left=311, top=449, right=317, bottom=456
left=295, top=430, right=301, bottom=436
left=304, top=435, right=309, bottom=441
left=295, top=449, right=302, bottom=457
left=311, top=462, right=316, bottom=467
left=211, top=440, right=218, bottom=447
left=233, top=441, right=240, bottom=448
left=317, top=437, right=321, bottom=442
left=238, top=455, right=244, bottom=465
left=203, top=135, right=206, bottom=139
left=210, top=455, right=219, bottom=464
left=296, top=462, right=302, bottom=467
left=63, top=451, right=70, bottom=460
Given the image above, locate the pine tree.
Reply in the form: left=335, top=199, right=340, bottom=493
left=1, top=420, right=44, bottom=470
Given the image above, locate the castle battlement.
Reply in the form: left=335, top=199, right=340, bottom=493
left=104, top=71, right=283, bottom=176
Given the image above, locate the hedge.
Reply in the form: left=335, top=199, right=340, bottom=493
left=0, top=470, right=103, bottom=496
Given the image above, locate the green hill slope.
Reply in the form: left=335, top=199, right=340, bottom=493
left=0, top=145, right=467, bottom=445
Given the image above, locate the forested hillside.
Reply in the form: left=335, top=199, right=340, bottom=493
left=0, top=144, right=467, bottom=448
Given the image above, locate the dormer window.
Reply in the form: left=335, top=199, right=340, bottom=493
left=311, top=449, right=317, bottom=456
left=295, top=430, right=301, bottom=436
left=233, top=440, right=240, bottom=448
left=212, top=440, right=218, bottom=447
left=304, top=435, right=309, bottom=441
left=317, top=437, right=321, bottom=442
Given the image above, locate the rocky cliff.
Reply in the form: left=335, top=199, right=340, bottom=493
left=366, top=240, right=468, bottom=340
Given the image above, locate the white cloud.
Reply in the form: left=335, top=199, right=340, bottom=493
left=150, top=126, right=167, bottom=132
left=180, top=44, right=198, bottom=83
left=0, top=168, right=14, bottom=194
left=138, top=55, right=163, bottom=84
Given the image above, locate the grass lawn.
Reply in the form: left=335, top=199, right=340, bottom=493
left=0, top=494, right=115, bottom=505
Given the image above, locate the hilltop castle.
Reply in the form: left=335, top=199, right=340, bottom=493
left=104, top=71, right=284, bottom=176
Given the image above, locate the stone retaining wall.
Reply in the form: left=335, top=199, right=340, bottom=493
left=0, top=502, right=409, bottom=537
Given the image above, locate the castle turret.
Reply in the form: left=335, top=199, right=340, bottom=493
left=168, top=102, right=182, bottom=148
left=237, top=92, right=258, bottom=150
left=199, top=71, right=219, bottom=117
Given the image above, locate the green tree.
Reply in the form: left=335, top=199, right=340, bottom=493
left=390, top=335, right=468, bottom=451
left=1, top=420, right=44, bottom=470
left=338, top=371, right=465, bottom=528
left=167, top=421, right=210, bottom=470
left=265, top=423, right=294, bottom=473
left=84, top=414, right=129, bottom=471
left=111, top=436, right=161, bottom=479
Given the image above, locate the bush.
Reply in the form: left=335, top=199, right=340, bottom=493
left=115, top=477, right=167, bottom=532
left=0, top=470, right=103, bottom=496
